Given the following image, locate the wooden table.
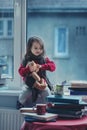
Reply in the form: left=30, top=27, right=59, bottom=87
left=20, top=116, right=87, bottom=130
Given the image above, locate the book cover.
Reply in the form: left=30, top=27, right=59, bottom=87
left=70, top=80, right=87, bottom=88
left=20, top=107, right=36, bottom=113
left=47, top=108, right=82, bottom=116
left=49, top=103, right=85, bottom=111
left=58, top=113, right=83, bottom=119
left=21, top=112, right=58, bottom=121
left=70, top=90, right=87, bottom=95
left=69, top=87, right=87, bottom=91
left=46, top=95, right=81, bottom=104
left=53, top=102, right=85, bottom=107
left=24, top=116, right=56, bottom=122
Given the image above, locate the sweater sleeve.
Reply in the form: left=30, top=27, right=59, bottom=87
left=18, top=64, right=31, bottom=77
left=41, top=57, right=56, bottom=72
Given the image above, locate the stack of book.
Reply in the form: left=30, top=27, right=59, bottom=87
left=69, top=80, right=87, bottom=95
left=46, top=95, right=87, bottom=119
left=20, top=107, right=58, bottom=122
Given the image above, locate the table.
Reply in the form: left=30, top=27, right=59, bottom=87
left=20, top=116, right=87, bottom=130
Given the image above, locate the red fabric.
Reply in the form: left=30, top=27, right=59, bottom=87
left=41, top=57, right=56, bottom=71
left=18, top=57, right=56, bottom=78
left=20, top=116, right=87, bottom=130
left=18, top=65, right=30, bottom=77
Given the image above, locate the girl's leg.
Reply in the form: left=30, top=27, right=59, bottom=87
left=36, top=86, right=51, bottom=104
left=19, top=84, right=32, bottom=105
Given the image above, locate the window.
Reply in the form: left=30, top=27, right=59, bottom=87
left=7, top=19, right=13, bottom=37
left=0, top=11, right=14, bottom=86
left=76, top=26, right=86, bottom=36
left=0, top=20, right=3, bottom=36
left=0, top=18, right=13, bottom=38
left=0, top=0, right=27, bottom=90
left=54, top=27, right=69, bottom=58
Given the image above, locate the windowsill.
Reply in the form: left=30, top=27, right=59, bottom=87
left=53, top=55, right=70, bottom=59
left=0, top=87, right=21, bottom=96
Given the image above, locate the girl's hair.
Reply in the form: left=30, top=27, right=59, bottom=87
left=25, top=36, right=45, bottom=57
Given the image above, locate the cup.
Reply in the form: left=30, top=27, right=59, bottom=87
left=54, top=84, right=63, bottom=96
left=36, top=104, right=46, bottom=115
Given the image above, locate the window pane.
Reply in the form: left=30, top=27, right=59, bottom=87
left=58, top=28, right=66, bottom=53
left=0, top=20, right=3, bottom=36
left=54, top=27, right=69, bottom=58
left=7, top=20, right=12, bottom=36
left=0, top=2, right=14, bottom=81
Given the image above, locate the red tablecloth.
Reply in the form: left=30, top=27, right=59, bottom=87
left=21, top=116, right=87, bottom=130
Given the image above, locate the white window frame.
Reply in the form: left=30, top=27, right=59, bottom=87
left=7, top=0, right=26, bottom=90
left=0, top=0, right=26, bottom=90
left=54, top=27, right=69, bottom=58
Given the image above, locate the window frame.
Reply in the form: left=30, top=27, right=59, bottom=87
left=54, top=27, right=69, bottom=58
left=0, top=0, right=26, bottom=90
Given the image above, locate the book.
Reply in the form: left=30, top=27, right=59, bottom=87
left=21, top=112, right=58, bottom=121
left=46, top=95, right=81, bottom=104
left=53, top=102, right=85, bottom=108
left=24, top=116, right=56, bottom=122
left=20, top=107, right=36, bottom=113
left=58, top=113, right=83, bottom=119
left=49, top=103, right=85, bottom=111
left=70, top=90, right=87, bottom=95
left=47, top=108, right=82, bottom=116
left=70, top=80, right=87, bottom=88
left=69, top=87, right=87, bottom=91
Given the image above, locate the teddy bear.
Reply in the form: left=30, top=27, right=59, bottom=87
left=27, top=61, right=47, bottom=90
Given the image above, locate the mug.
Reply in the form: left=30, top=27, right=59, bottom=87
left=54, top=84, right=63, bottom=96
left=36, top=104, right=47, bottom=115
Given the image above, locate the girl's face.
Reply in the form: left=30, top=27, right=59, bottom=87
left=31, top=42, right=43, bottom=56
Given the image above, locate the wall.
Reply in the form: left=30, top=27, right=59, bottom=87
left=0, top=91, right=19, bottom=108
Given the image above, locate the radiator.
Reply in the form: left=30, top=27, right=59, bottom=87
left=0, top=108, right=24, bottom=130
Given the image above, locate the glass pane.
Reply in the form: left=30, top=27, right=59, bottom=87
left=0, top=20, right=3, bottom=36
left=0, top=1, right=14, bottom=81
left=7, top=20, right=12, bottom=36
left=58, top=28, right=66, bottom=53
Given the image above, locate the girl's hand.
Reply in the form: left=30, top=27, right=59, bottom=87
left=36, top=64, right=41, bottom=72
left=26, top=61, right=37, bottom=72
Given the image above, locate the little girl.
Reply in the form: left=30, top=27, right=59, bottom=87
left=17, top=36, right=56, bottom=109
